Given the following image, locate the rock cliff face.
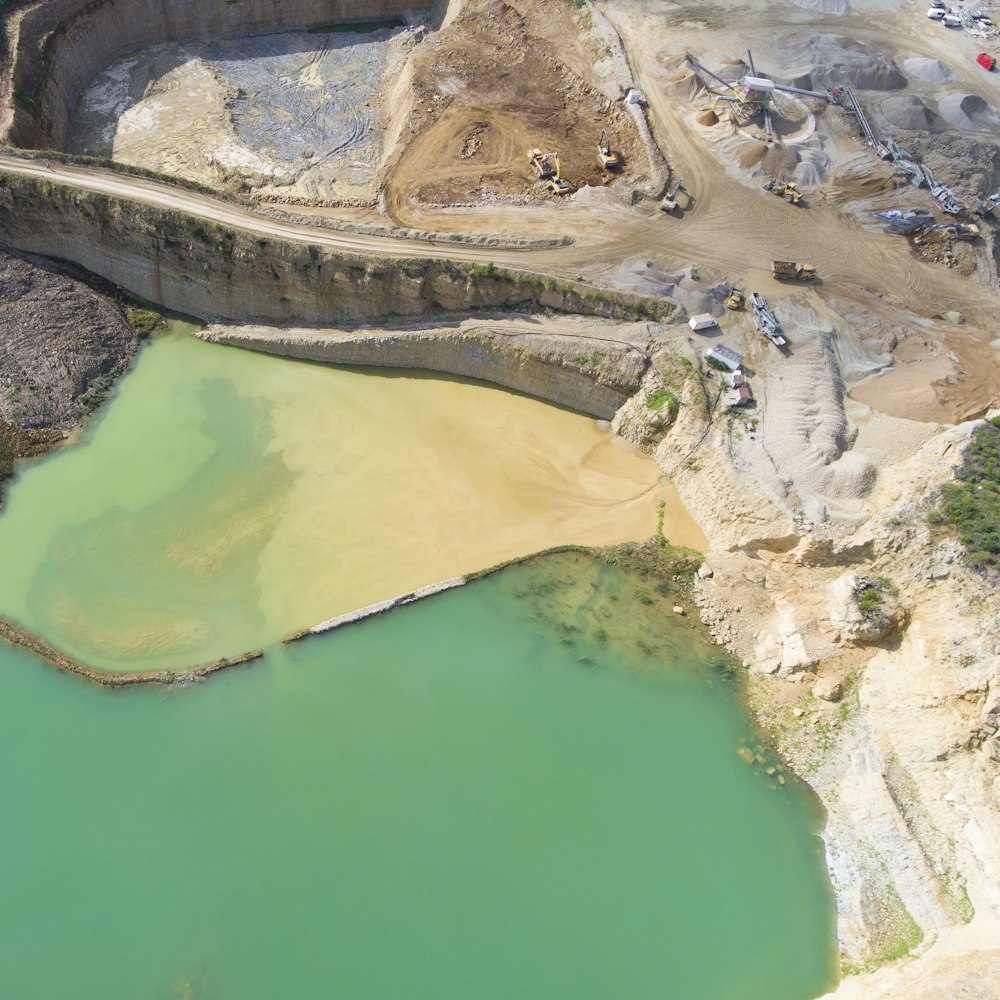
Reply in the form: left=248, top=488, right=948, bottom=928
left=3, top=0, right=436, bottom=149
left=199, top=322, right=650, bottom=419
left=0, top=175, right=663, bottom=326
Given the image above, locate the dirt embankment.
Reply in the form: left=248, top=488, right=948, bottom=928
left=0, top=245, right=140, bottom=496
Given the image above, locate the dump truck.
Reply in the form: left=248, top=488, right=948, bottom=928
left=528, top=148, right=557, bottom=179
left=763, top=177, right=803, bottom=205
left=597, top=129, right=622, bottom=170
left=725, top=288, right=745, bottom=310
left=772, top=260, right=817, bottom=281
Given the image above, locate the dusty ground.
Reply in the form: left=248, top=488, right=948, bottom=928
left=68, top=25, right=420, bottom=202
left=381, top=0, right=646, bottom=214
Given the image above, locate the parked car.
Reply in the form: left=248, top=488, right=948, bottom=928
left=927, top=6, right=945, bottom=19
left=942, top=11, right=963, bottom=27
left=977, top=52, right=996, bottom=71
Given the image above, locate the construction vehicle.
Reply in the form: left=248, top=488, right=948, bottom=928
left=975, top=191, right=1000, bottom=216
left=763, top=177, right=803, bottom=205
left=771, top=260, right=817, bottom=281
left=528, top=148, right=558, bottom=179
left=597, top=129, right=622, bottom=170
left=546, top=173, right=573, bottom=195
left=725, top=288, right=745, bottom=310
left=660, top=180, right=682, bottom=214
left=913, top=222, right=980, bottom=245
left=750, top=292, right=787, bottom=347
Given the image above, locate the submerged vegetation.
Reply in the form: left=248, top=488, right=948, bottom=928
left=930, top=416, right=1000, bottom=572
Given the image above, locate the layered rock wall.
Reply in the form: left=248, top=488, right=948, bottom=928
left=5, top=0, right=435, bottom=148
left=0, top=174, right=663, bottom=327
left=199, top=324, right=648, bottom=419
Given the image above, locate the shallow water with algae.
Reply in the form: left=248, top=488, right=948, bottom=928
left=0, top=553, right=836, bottom=999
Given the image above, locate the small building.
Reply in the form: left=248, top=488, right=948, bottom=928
left=726, top=384, right=754, bottom=407
left=706, top=345, right=744, bottom=371
left=688, top=313, right=718, bottom=331
left=625, top=88, right=644, bottom=105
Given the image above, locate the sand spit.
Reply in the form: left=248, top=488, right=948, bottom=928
left=0, top=615, right=262, bottom=687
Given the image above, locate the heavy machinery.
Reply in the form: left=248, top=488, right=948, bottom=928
left=528, top=148, right=558, bottom=179
left=528, top=148, right=573, bottom=194
left=660, top=180, right=682, bottom=214
left=772, top=260, right=817, bottom=281
left=976, top=191, right=1000, bottom=216
left=913, top=222, right=980, bottom=244
left=725, top=288, right=745, bottom=310
left=547, top=173, right=573, bottom=195
left=873, top=208, right=935, bottom=234
left=597, top=129, right=622, bottom=170
left=750, top=292, right=787, bottom=347
left=763, top=177, right=803, bottom=205
left=691, top=48, right=831, bottom=142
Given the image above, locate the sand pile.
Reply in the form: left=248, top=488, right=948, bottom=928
left=665, top=69, right=701, bottom=101
left=793, top=150, right=831, bottom=187
left=807, top=36, right=906, bottom=91
left=696, top=108, right=719, bottom=126
left=760, top=146, right=801, bottom=178
left=881, top=95, right=939, bottom=132
left=903, top=57, right=954, bottom=83
left=938, top=93, right=1000, bottom=133
left=738, top=141, right=768, bottom=168
left=758, top=314, right=877, bottom=522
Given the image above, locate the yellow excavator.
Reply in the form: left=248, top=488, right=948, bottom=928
left=528, top=148, right=573, bottom=194
left=528, top=148, right=558, bottom=179
left=597, top=129, right=622, bottom=170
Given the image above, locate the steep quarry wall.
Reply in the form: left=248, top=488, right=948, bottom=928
left=199, top=324, right=648, bottom=419
left=0, top=173, right=665, bottom=325
left=4, top=0, right=436, bottom=149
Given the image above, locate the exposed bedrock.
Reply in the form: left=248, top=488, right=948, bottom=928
left=4, top=0, right=436, bottom=149
left=198, top=324, right=649, bottom=420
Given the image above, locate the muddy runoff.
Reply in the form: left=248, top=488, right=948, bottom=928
left=0, top=324, right=702, bottom=675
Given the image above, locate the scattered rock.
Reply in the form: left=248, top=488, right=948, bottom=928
left=812, top=676, right=843, bottom=702
left=696, top=563, right=714, bottom=579
left=672, top=605, right=685, bottom=615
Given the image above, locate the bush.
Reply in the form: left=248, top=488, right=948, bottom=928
left=647, top=390, right=679, bottom=417
left=930, top=416, right=1000, bottom=572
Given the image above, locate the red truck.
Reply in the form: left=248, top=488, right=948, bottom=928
left=977, top=52, right=996, bottom=71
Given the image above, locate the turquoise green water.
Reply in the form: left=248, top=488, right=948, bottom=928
left=0, top=553, right=836, bottom=999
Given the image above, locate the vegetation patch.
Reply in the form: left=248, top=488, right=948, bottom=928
left=123, top=303, right=165, bottom=339
left=647, top=389, right=679, bottom=416
left=929, top=416, right=1000, bottom=573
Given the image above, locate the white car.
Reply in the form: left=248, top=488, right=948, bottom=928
left=927, top=6, right=945, bottom=18
left=942, top=11, right=963, bottom=26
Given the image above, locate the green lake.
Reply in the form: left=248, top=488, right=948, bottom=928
left=0, top=553, right=836, bottom=999
left=0, top=330, right=837, bottom=998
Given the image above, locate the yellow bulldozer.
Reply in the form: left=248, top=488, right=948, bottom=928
left=763, top=177, right=803, bottom=205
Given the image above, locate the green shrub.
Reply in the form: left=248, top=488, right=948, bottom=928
left=930, top=417, right=1000, bottom=572
left=647, top=390, right=679, bottom=416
